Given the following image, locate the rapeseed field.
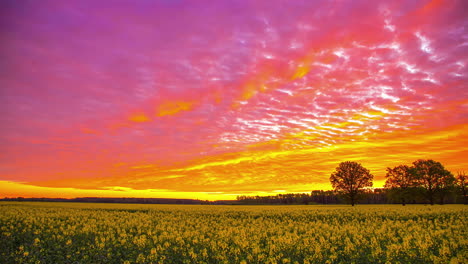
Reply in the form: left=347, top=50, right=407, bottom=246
left=1, top=202, right=466, bottom=263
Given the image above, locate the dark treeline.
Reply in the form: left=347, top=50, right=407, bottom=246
left=330, top=159, right=468, bottom=206
left=237, top=159, right=467, bottom=206
left=2, top=189, right=465, bottom=205
left=0, top=197, right=211, bottom=205
left=236, top=187, right=466, bottom=205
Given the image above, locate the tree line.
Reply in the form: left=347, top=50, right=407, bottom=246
left=237, top=159, right=467, bottom=206
left=0, top=197, right=211, bottom=205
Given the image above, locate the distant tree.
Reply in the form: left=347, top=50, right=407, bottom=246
left=384, top=165, right=416, bottom=206
left=330, top=161, right=373, bottom=206
left=456, top=172, right=467, bottom=205
left=360, top=188, right=389, bottom=204
left=412, top=159, right=455, bottom=205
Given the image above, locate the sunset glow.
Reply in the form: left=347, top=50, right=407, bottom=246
left=1, top=0, right=467, bottom=200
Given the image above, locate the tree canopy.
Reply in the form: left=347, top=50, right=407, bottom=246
left=384, top=165, right=416, bottom=205
left=412, top=159, right=455, bottom=205
left=456, top=172, right=467, bottom=204
left=330, top=161, right=373, bottom=206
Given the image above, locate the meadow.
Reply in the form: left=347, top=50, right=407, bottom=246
left=0, top=202, right=466, bottom=264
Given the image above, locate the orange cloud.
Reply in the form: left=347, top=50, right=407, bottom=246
left=5, top=122, right=467, bottom=199
left=291, top=54, right=314, bottom=80
left=156, top=101, right=194, bottom=117
left=129, top=113, right=151, bottom=122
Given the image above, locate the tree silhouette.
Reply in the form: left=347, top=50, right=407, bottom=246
left=384, top=165, right=416, bottom=206
left=412, top=159, right=455, bottom=205
left=456, top=172, right=467, bottom=205
left=330, top=161, right=373, bottom=206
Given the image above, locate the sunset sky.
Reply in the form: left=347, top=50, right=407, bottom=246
left=1, top=0, right=467, bottom=200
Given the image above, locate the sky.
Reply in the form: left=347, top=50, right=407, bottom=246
left=1, top=0, right=467, bottom=200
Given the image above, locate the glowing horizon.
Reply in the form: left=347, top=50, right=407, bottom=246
left=1, top=0, right=467, bottom=200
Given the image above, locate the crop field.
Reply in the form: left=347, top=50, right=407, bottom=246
left=0, top=202, right=466, bottom=264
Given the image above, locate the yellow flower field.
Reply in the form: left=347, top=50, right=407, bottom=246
left=1, top=202, right=466, bottom=263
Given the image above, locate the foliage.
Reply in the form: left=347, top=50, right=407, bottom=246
left=237, top=191, right=341, bottom=205
left=237, top=190, right=389, bottom=205
left=412, top=159, right=456, bottom=205
left=385, top=165, right=417, bottom=205
left=330, top=161, right=373, bottom=206
left=0, top=202, right=467, bottom=264
left=456, top=172, right=467, bottom=204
